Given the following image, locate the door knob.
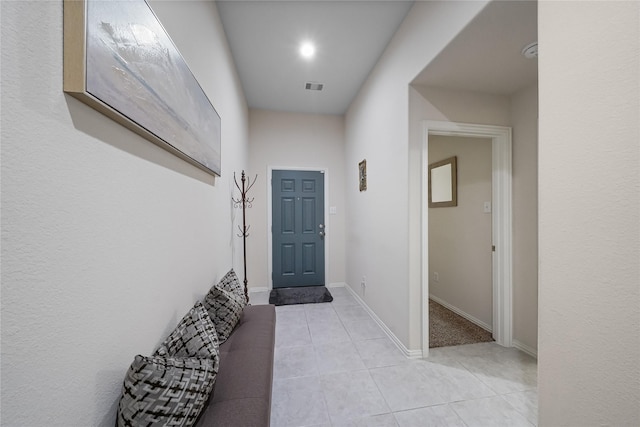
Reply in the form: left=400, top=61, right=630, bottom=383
left=318, top=224, right=324, bottom=229
left=319, top=231, right=325, bottom=237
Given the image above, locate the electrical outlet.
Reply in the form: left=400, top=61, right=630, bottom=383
left=434, top=272, right=439, bottom=282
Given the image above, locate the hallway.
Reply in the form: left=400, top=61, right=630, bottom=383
left=251, top=287, right=537, bottom=426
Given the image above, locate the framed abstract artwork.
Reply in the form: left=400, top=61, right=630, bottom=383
left=64, top=0, right=221, bottom=176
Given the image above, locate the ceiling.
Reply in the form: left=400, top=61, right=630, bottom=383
left=216, top=0, right=538, bottom=116
left=217, top=0, right=414, bottom=115
left=412, top=1, right=538, bottom=95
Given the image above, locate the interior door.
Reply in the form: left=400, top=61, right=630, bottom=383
left=272, top=170, right=325, bottom=288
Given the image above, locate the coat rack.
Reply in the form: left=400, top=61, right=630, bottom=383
left=232, top=170, right=257, bottom=302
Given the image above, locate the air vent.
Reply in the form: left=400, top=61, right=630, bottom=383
left=305, top=82, right=324, bottom=91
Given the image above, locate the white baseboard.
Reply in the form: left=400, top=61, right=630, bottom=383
left=344, top=284, right=422, bottom=359
left=328, top=282, right=347, bottom=288
left=512, top=339, right=538, bottom=358
left=429, top=294, right=493, bottom=332
left=250, top=283, right=343, bottom=292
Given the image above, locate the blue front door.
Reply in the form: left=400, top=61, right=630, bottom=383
left=272, top=170, right=325, bottom=288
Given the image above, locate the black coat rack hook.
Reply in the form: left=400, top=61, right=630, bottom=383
left=232, top=170, right=257, bottom=302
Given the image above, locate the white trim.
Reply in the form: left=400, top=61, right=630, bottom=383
left=328, top=282, right=347, bottom=288
left=267, top=166, right=330, bottom=291
left=248, top=286, right=270, bottom=293
left=422, top=121, right=513, bottom=356
left=343, top=284, right=422, bottom=359
left=429, top=294, right=492, bottom=332
left=513, top=339, right=538, bottom=359
left=421, top=127, right=430, bottom=358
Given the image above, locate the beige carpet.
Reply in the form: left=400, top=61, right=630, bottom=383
left=429, top=299, right=494, bottom=348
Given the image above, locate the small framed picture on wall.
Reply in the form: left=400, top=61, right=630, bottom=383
left=359, top=159, right=367, bottom=192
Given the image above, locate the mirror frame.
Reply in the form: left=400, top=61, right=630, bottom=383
left=428, top=156, right=457, bottom=208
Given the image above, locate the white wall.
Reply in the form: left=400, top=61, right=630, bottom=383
left=510, top=83, right=538, bottom=353
left=345, top=0, right=489, bottom=351
left=0, top=1, right=248, bottom=425
left=538, top=1, right=639, bottom=425
left=409, top=84, right=539, bottom=353
left=412, top=86, right=512, bottom=127
left=428, top=136, right=493, bottom=329
left=247, top=109, right=346, bottom=288
left=408, top=86, right=510, bottom=349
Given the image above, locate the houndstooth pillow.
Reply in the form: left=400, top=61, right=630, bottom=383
left=217, top=269, right=247, bottom=306
left=117, top=355, right=216, bottom=427
left=203, top=286, right=244, bottom=343
left=154, top=301, right=220, bottom=373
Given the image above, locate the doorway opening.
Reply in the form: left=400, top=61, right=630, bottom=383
left=428, top=134, right=494, bottom=349
left=421, top=121, right=513, bottom=356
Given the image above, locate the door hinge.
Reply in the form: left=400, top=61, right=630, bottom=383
left=492, top=245, right=496, bottom=252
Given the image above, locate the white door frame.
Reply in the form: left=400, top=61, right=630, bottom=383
left=267, top=166, right=330, bottom=290
left=422, top=121, right=513, bottom=355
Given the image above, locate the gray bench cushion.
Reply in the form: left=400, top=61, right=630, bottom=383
left=196, top=304, right=276, bottom=427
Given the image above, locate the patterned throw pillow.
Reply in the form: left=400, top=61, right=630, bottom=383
left=154, top=301, right=220, bottom=373
left=217, top=268, right=247, bottom=306
left=203, top=286, right=244, bottom=343
left=117, top=355, right=216, bottom=427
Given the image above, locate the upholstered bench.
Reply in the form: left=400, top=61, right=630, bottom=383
left=115, top=269, right=276, bottom=427
left=195, top=304, right=276, bottom=426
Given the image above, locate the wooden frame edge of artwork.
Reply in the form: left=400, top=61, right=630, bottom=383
left=62, top=0, right=221, bottom=177
left=63, top=0, right=86, bottom=94
left=359, top=159, right=367, bottom=192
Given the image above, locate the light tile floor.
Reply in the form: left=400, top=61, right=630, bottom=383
left=249, top=287, right=538, bottom=427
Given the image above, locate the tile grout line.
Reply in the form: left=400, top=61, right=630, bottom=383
left=272, top=295, right=538, bottom=426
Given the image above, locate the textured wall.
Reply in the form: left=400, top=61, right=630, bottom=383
left=346, top=0, right=489, bottom=351
left=0, top=1, right=248, bottom=425
left=408, top=86, right=511, bottom=349
left=538, top=1, right=639, bottom=425
left=510, top=83, right=538, bottom=354
left=247, top=109, right=347, bottom=289
left=409, top=84, right=539, bottom=353
left=412, top=86, right=512, bottom=126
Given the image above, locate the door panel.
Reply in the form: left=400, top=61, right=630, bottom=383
left=302, top=198, right=316, bottom=233
left=281, top=198, right=295, bottom=234
left=302, top=243, right=316, bottom=273
left=272, top=170, right=325, bottom=288
left=281, top=244, right=295, bottom=276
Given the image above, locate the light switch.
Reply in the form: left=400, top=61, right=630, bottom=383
left=329, top=206, right=337, bottom=215
left=483, top=201, right=492, bottom=213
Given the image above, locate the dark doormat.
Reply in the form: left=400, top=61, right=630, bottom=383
left=269, top=286, right=333, bottom=306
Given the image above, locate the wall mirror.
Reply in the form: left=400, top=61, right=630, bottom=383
left=428, top=156, right=457, bottom=207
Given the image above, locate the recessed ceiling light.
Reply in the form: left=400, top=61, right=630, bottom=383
left=299, top=41, right=316, bottom=60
